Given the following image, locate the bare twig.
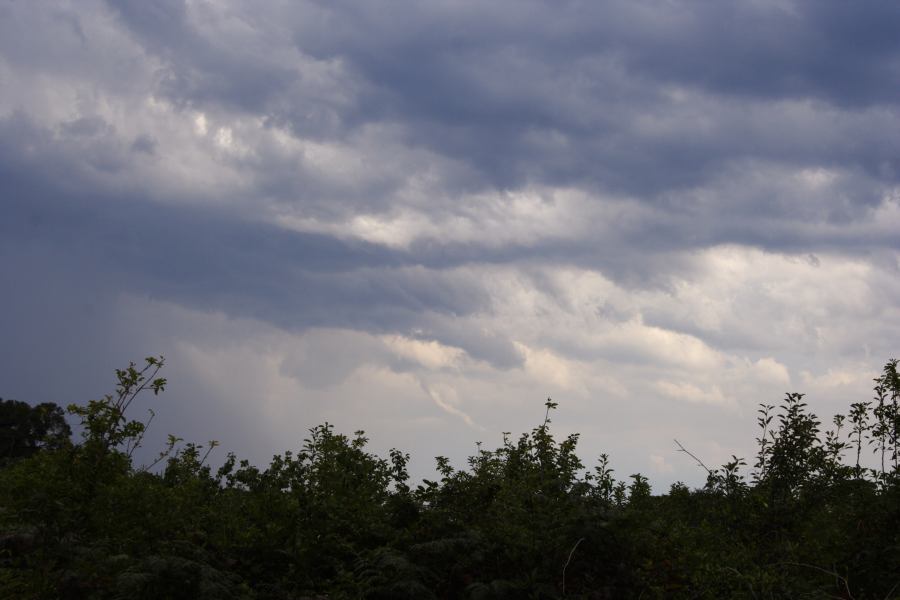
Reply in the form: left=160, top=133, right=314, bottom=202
left=722, top=566, right=758, bottom=600
left=199, top=440, right=220, bottom=467
left=782, top=562, right=854, bottom=600
left=139, top=434, right=183, bottom=473
left=674, top=439, right=713, bottom=475
left=562, top=537, right=584, bottom=596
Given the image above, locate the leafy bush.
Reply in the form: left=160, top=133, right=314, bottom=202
left=2, top=356, right=900, bottom=598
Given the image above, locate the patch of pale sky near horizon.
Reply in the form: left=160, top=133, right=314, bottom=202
left=0, top=250, right=889, bottom=488
left=80, top=243, right=892, bottom=488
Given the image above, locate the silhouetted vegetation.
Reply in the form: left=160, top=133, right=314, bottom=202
left=2, top=357, right=900, bottom=598
left=0, top=398, right=70, bottom=466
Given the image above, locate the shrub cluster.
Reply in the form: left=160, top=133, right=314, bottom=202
left=1, top=357, right=899, bottom=598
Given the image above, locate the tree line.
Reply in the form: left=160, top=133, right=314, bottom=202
left=1, top=356, right=899, bottom=598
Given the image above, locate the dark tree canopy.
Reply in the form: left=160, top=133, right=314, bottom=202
left=0, top=398, right=70, bottom=464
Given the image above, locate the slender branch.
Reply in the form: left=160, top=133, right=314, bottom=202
left=199, top=440, right=220, bottom=467
left=121, top=362, right=162, bottom=415
left=674, top=439, right=713, bottom=475
left=562, top=537, right=584, bottom=596
left=139, top=435, right=182, bottom=473
left=722, top=566, right=758, bottom=600
left=782, top=562, right=854, bottom=600
left=127, top=409, right=155, bottom=459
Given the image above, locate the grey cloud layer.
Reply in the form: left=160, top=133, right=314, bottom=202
left=2, top=0, right=897, bottom=345
left=99, top=1, right=900, bottom=196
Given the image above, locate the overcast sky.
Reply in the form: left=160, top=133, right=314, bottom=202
left=2, top=0, right=899, bottom=487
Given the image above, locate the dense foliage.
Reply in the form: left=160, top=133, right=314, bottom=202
left=2, top=357, right=899, bottom=599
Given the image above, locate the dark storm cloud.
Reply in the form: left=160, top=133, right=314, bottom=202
left=282, top=0, right=900, bottom=194
left=94, top=0, right=900, bottom=200
left=584, top=1, right=900, bottom=107
left=105, top=0, right=296, bottom=114
left=0, top=114, right=490, bottom=335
